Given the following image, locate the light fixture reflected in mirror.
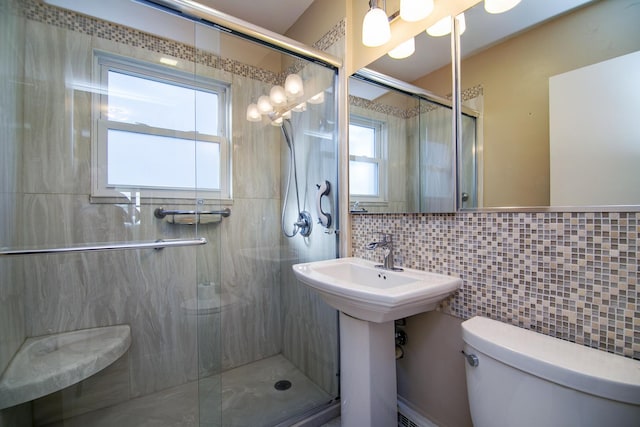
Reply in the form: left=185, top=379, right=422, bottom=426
left=426, top=13, right=465, bottom=37
left=388, top=37, right=415, bottom=59
left=308, top=91, right=325, bottom=104
left=257, top=95, right=273, bottom=114
left=269, top=85, right=287, bottom=107
left=362, top=0, right=391, bottom=47
left=485, top=0, right=521, bottom=14
left=292, top=102, right=307, bottom=112
left=285, top=73, right=304, bottom=99
left=400, top=0, right=434, bottom=22
left=246, top=103, right=261, bottom=122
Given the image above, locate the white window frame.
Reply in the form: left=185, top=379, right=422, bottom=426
left=349, top=115, right=387, bottom=203
left=91, top=51, right=231, bottom=200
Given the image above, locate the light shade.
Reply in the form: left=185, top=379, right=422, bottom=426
left=400, top=0, right=434, bottom=22
left=362, top=7, right=391, bottom=47
left=246, top=103, right=261, bottom=122
left=485, top=0, right=521, bottom=14
left=269, top=85, right=287, bottom=107
left=257, top=95, right=273, bottom=114
left=426, top=13, right=466, bottom=37
left=292, top=102, right=307, bottom=112
left=284, top=74, right=304, bottom=99
left=388, top=37, right=415, bottom=59
left=308, top=91, right=325, bottom=104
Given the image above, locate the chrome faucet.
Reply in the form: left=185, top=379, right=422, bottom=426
left=365, top=233, right=403, bottom=271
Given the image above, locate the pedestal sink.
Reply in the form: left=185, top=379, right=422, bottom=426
left=292, top=257, right=461, bottom=427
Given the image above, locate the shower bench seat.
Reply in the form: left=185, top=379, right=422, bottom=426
left=0, top=324, right=131, bottom=410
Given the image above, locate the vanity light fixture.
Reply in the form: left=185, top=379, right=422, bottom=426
left=246, top=103, right=261, bottom=122
left=308, top=91, right=325, bottom=104
left=284, top=73, right=304, bottom=99
left=292, top=102, right=307, bottom=112
left=400, top=0, right=434, bottom=22
left=362, top=0, right=391, bottom=47
left=269, top=85, right=287, bottom=107
left=426, top=13, right=466, bottom=37
left=484, top=0, right=521, bottom=14
left=388, top=37, right=415, bottom=59
left=257, top=95, right=273, bottom=114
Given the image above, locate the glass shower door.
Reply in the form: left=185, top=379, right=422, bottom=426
left=192, top=16, right=340, bottom=427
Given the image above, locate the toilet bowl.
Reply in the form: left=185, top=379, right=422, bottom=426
left=461, top=316, right=640, bottom=427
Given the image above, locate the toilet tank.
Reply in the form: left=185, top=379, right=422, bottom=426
left=461, top=316, right=640, bottom=427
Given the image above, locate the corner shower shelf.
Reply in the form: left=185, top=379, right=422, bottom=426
left=0, top=324, right=131, bottom=410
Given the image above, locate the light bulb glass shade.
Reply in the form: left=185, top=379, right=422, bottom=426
left=246, top=103, right=261, bottom=122
left=257, top=95, right=273, bottom=114
left=426, top=15, right=451, bottom=37
left=362, top=7, right=391, bottom=47
left=400, top=0, right=434, bottom=22
left=484, top=0, right=521, bottom=14
left=308, top=91, right=325, bottom=104
left=292, top=102, right=307, bottom=112
left=284, top=74, right=304, bottom=99
left=426, top=13, right=465, bottom=37
left=269, top=85, right=287, bottom=107
left=457, top=13, right=466, bottom=35
left=388, top=37, right=415, bottom=59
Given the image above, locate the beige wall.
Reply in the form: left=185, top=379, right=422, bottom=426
left=415, top=0, right=640, bottom=207
left=396, top=311, right=472, bottom=427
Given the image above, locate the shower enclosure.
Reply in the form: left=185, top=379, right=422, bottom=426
left=0, top=0, right=340, bottom=425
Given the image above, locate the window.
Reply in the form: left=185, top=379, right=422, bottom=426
left=92, top=52, right=231, bottom=200
left=349, top=116, right=386, bottom=201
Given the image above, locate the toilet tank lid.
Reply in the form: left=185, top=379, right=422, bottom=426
left=461, top=316, right=640, bottom=405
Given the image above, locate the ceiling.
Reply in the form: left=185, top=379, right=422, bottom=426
left=198, top=0, right=315, bottom=34
left=201, top=0, right=593, bottom=84
left=46, top=0, right=593, bottom=85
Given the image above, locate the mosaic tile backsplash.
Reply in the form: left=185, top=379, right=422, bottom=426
left=352, top=211, right=639, bottom=359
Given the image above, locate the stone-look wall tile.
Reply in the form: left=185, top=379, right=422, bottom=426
left=0, top=0, right=25, bottom=380
left=352, top=212, right=640, bottom=359
left=218, top=198, right=282, bottom=369
left=32, top=354, right=131, bottom=425
left=22, top=20, right=92, bottom=195
left=231, top=77, right=282, bottom=200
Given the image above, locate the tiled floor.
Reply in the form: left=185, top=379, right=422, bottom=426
left=44, top=355, right=332, bottom=427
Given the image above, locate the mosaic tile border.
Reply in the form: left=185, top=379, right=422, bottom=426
left=351, top=211, right=639, bottom=360
left=21, top=0, right=345, bottom=85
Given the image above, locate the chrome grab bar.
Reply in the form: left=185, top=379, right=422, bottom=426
left=154, top=207, right=231, bottom=219
left=0, top=237, right=207, bottom=257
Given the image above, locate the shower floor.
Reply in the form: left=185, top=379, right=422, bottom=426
left=44, top=354, right=332, bottom=427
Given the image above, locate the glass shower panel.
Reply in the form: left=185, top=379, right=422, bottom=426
left=0, top=0, right=211, bottom=425
left=420, top=100, right=456, bottom=212
left=193, top=18, right=340, bottom=427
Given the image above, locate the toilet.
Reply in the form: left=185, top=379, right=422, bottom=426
left=461, top=316, right=640, bottom=427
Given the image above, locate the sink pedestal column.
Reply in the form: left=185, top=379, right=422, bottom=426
left=340, top=312, right=397, bottom=427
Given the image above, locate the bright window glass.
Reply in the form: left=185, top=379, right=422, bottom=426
left=349, top=117, right=385, bottom=199
left=93, top=53, right=230, bottom=199
left=107, top=130, right=220, bottom=190
left=107, top=71, right=219, bottom=135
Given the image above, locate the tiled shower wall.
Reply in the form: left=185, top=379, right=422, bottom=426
left=352, top=211, right=639, bottom=359
left=0, top=0, right=341, bottom=424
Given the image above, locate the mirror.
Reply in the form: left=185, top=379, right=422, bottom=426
left=352, top=0, right=640, bottom=212
left=348, top=71, right=455, bottom=213
left=410, top=0, right=640, bottom=209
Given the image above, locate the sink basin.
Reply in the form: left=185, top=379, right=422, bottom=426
left=292, top=257, right=461, bottom=322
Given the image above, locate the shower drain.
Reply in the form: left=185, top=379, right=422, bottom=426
left=274, top=380, right=292, bottom=391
